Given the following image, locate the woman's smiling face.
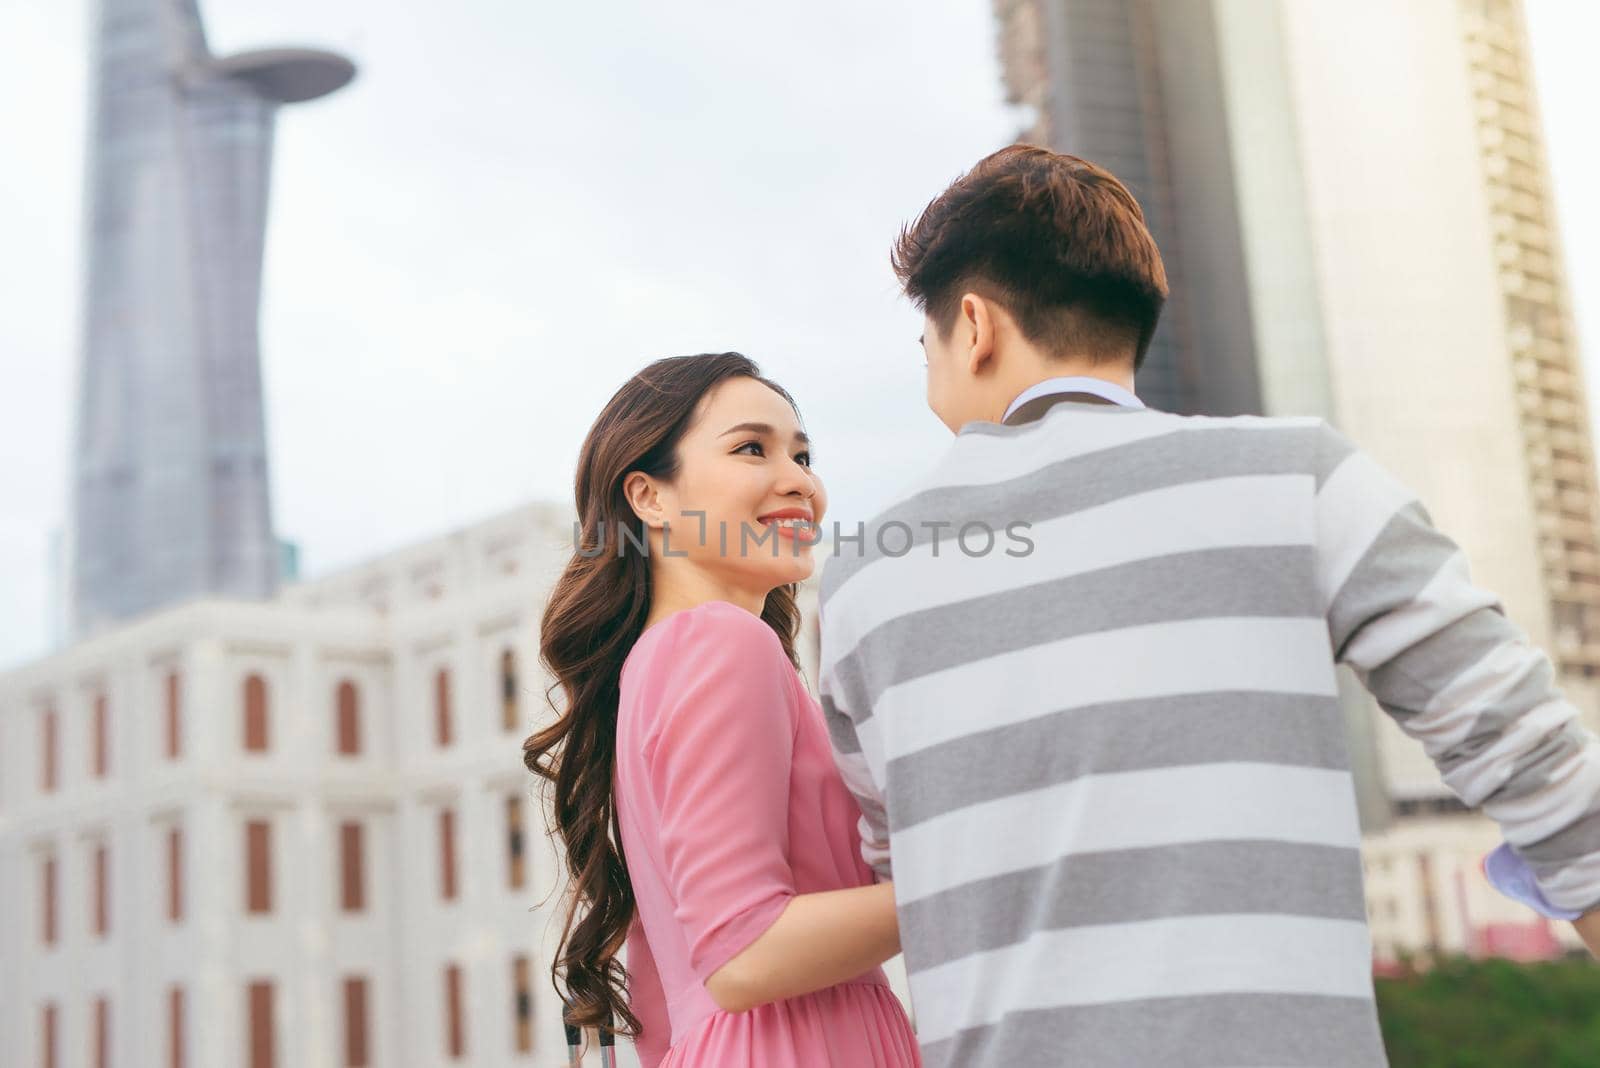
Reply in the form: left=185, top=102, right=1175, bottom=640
left=636, top=374, right=826, bottom=588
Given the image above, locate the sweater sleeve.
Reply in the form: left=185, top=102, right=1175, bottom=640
left=817, top=569, right=893, bottom=881
left=640, top=602, right=799, bottom=981
left=1315, top=421, right=1600, bottom=915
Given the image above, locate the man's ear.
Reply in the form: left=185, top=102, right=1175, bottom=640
left=963, top=292, right=997, bottom=377
left=622, top=471, right=666, bottom=530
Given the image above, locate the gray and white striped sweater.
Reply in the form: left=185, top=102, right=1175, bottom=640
left=817, top=399, right=1600, bottom=1067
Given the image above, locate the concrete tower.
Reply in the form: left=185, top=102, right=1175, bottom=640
left=992, top=0, right=1276, bottom=418
left=69, top=0, right=354, bottom=638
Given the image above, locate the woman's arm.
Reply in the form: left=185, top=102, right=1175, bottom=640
left=639, top=605, right=900, bottom=1015
left=705, top=880, right=898, bottom=1013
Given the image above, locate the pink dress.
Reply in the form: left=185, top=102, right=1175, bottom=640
left=613, top=599, right=921, bottom=1068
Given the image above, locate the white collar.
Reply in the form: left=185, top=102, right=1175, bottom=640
left=1001, top=376, right=1144, bottom=422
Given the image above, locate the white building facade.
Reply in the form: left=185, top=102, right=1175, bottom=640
left=3, top=501, right=847, bottom=1067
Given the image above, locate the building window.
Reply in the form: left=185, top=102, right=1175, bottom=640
left=94, top=997, right=110, bottom=1068
left=165, top=670, right=182, bottom=760
left=336, top=680, right=361, bottom=756
left=444, top=964, right=466, bottom=1059
left=42, top=1003, right=58, bottom=1068
left=340, top=822, right=366, bottom=913
left=243, top=674, right=270, bottom=752
left=167, top=826, right=184, bottom=923
left=42, top=705, right=58, bottom=792
left=94, top=842, right=110, bottom=937
left=343, top=976, right=370, bottom=1067
left=93, top=692, right=110, bottom=778
left=169, top=986, right=185, bottom=1068
left=41, top=852, right=58, bottom=946
left=435, top=667, right=453, bottom=747
left=501, top=649, right=518, bottom=731
left=513, top=954, right=534, bottom=1054
left=1394, top=796, right=1469, bottom=818
left=246, top=820, right=273, bottom=914
left=439, top=808, right=458, bottom=901
left=506, top=795, right=525, bottom=891
left=248, top=980, right=276, bottom=1068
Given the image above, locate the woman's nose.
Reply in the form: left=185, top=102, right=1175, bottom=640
left=776, top=457, right=816, bottom=495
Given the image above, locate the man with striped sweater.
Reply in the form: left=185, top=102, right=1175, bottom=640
left=817, top=144, right=1600, bottom=1067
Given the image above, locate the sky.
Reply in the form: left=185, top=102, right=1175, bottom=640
left=0, top=0, right=1596, bottom=671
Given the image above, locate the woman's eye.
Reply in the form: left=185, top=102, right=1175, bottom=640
left=734, top=441, right=812, bottom=467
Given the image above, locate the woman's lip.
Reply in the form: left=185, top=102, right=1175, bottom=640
left=756, top=516, right=821, bottom=543
left=769, top=523, right=821, bottom=543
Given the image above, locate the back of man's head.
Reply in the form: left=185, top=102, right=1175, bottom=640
left=893, top=144, right=1169, bottom=368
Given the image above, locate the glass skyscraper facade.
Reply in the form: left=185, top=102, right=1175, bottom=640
left=993, top=0, right=1275, bottom=418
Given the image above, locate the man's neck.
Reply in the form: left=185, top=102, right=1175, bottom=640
left=1012, top=364, right=1134, bottom=396
left=1000, top=373, right=1142, bottom=424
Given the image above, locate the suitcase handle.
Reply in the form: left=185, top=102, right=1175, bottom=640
left=565, top=1005, right=618, bottom=1066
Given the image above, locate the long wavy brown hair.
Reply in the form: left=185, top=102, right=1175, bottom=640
left=523, top=352, right=806, bottom=1040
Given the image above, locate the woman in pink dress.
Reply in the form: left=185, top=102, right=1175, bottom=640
left=524, top=353, right=920, bottom=1066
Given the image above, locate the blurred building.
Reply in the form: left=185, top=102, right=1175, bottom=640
left=995, top=0, right=1600, bottom=962
left=68, top=0, right=354, bottom=640
left=1, top=501, right=844, bottom=1068
left=992, top=0, right=1274, bottom=419
left=1363, top=812, right=1583, bottom=967
left=47, top=527, right=69, bottom=653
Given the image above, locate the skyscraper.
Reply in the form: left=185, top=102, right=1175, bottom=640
left=994, top=0, right=1600, bottom=735
left=993, top=0, right=1278, bottom=419
left=994, top=0, right=1600, bottom=955
left=69, top=0, right=354, bottom=639
left=1267, top=0, right=1600, bottom=796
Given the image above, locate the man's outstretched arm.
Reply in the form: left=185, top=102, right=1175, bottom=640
left=1315, top=422, right=1600, bottom=950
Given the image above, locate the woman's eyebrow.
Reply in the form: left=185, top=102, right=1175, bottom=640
left=718, top=422, right=810, bottom=445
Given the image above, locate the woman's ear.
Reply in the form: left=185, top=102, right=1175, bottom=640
left=623, top=471, right=666, bottom=530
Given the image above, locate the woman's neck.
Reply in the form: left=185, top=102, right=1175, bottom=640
left=644, top=565, right=766, bottom=631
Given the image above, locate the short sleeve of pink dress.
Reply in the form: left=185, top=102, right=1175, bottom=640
left=614, top=600, right=920, bottom=1068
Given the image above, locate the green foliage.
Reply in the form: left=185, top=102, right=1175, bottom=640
left=1376, top=954, right=1600, bottom=1067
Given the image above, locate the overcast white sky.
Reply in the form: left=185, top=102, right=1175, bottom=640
left=1, top=1, right=1596, bottom=671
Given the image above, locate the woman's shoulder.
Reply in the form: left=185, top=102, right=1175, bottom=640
left=621, top=601, right=782, bottom=703
left=616, top=603, right=799, bottom=778
left=631, top=600, right=786, bottom=669
left=621, top=601, right=798, bottom=734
